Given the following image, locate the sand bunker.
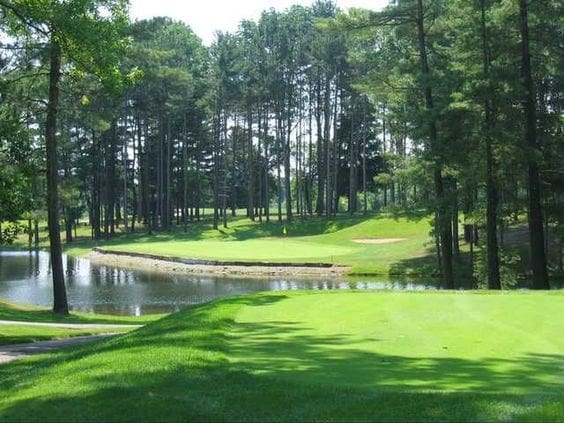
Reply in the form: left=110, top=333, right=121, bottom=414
left=352, top=238, right=407, bottom=244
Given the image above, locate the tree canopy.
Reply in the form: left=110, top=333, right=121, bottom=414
left=1, top=0, right=562, bottom=298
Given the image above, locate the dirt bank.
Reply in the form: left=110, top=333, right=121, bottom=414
left=89, top=249, right=349, bottom=278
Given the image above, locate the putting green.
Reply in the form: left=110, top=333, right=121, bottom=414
left=112, top=239, right=356, bottom=262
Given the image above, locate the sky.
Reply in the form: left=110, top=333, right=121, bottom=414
left=129, top=0, right=389, bottom=46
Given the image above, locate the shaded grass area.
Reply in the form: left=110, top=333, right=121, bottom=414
left=1, top=291, right=562, bottom=421
left=0, top=325, right=130, bottom=346
left=0, top=300, right=164, bottom=325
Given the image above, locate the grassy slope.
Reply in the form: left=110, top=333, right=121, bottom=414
left=0, top=325, right=130, bottom=346
left=0, top=300, right=162, bottom=345
left=0, top=300, right=164, bottom=325
left=30, top=213, right=432, bottom=275
left=1, top=291, right=562, bottom=421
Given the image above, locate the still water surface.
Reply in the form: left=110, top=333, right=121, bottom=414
left=0, top=250, right=438, bottom=315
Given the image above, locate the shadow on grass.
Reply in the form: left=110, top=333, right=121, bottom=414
left=228, top=214, right=375, bottom=240
left=1, top=293, right=562, bottom=421
left=385, top=207, right=431, bottom=222
left=65, top=213, right=383, bottom=250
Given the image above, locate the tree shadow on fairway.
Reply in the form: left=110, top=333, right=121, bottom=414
left=227, top=320, right=563, bottom=394
left=1, top=293, right=562, bottom=422
left=232, top=214, right=375, bottom=240
left=89, top=214, right=376, bottom=252
left=386, top=208, right=430, bottom=222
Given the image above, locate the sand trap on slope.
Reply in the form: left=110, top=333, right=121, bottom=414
left=352, top=238, right=407, bottom=244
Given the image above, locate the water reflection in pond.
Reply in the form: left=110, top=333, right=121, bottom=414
left=0, top=250, right=440, bottom=315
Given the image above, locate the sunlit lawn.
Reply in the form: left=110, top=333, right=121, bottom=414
left=101, top=213, right=434, bottom=275
left=15, top=212, right=434, bottom=275
left=1, top=291, right=562, bottom=421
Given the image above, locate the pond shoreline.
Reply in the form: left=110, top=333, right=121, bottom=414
left=89, top=249, right=349, bottom=278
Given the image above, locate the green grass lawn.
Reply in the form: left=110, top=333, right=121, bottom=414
left=1, top=291, right=562, bottom=421
left=0, top=300, right=162, bottom=345
left=18, top=213, right=433, bottom=276
left=13, top=212, right=434, bottom=275
left=111, top=237, right=358, bottom=262
left=0, top=300, right=164, bottom=325
left=11, top=212, right=562, bottom=282
left=107, top=214, right=433, bottom=275
left=0, top=324, right=131, bottom=346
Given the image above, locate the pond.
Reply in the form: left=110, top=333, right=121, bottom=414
left=0, top=250, right=440, bottom=315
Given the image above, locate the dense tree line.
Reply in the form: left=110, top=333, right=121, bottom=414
left=0, top=0, right=562, bottom=312
left=341, top=0, right=563, bottom=289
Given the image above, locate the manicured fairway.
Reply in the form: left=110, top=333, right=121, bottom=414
left=1, top=291, right=562, bottom=421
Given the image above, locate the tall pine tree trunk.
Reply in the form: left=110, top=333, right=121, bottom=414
left=157, top=115, right=163, bottom=229
left=451, top=178, right=459, bottom=256
left=107, top=121, right=117, bottom=237
left=416, top=0, right=454, bottom=289
left=332, top=83, right=340, bottom=215
left=362, top=109, right=368, bottom=215
left=315, top=76, right=325, bottom=215
left=349, top=110, right=357, bottom=215
left=122, top=107, right=129, bottom=234
left=234, top=114, right=239, bottom=217
left=222, top=110, right=228, bottom=228
left=277, top=112, right=283, bottom=222
left=285, top=94, right=293, bottom=221
left=519, top=0, right=549, bottom=289
left=307, top=89, right=314, bottom=215
left=46, top=40, right=68, bottom=315
left=92, top=131, right=102, bottom=239
left=247, top=108, right=255, bottom=220
left=182, top=113, right=189, bottom=232
left=481, top=0, right=501, bottom=290
left=264, top=106, right=270, bottom=222
left=165, top=118, right=172, bottom=230
left=213, top=106, right=220, bottom=230
left=324, top=76, right=331, bottom=216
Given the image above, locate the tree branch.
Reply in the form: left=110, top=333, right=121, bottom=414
left=0, top=0, right=50, bottom=37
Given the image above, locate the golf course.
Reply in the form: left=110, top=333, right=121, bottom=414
left=27, top=213, right=438, bottom=277
left=1, top=0, right=563, bottom=420
left=0, top=291, right=563, bottom=421
left=2, top=212, right=563, bottom=421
